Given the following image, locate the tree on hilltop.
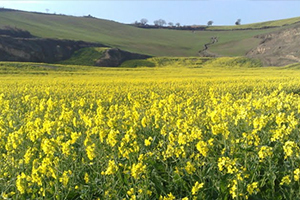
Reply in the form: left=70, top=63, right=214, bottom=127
left=235, top=19, right=241, bottom=25
left=140, top=18, right=148, bottom=25
left=207, top=20, right=213, bottom=26
left=154, top=19, right=166, bottom=27
left=168, top=22, right=174, bottom=27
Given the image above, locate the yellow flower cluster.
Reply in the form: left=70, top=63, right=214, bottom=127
left=258, top=146, right=273, bottom=162
left=1, top=67, right=300, bottom=199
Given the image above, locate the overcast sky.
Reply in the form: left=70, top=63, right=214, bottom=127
left=0, top=1, right=299, bottom=26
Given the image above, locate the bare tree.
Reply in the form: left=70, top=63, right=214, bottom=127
left=235, top=19, right=241, bottom=25
left=140, top=18, right=148, bottom=25
left=45, top=9, right=49, bottom=13
left=154, top=19, right=166, bottom=27
left=207, top=21, right=213, bottom=26
left=175, top=22, right=180, bottom=27
left=168, top=22, right=174, bottom=27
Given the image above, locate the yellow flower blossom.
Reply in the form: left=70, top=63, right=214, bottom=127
left=247, top=182, right=259, bottom=195
left=84, top=173, right=89, bottom=184
left=104, top=160, right=119, bottom=175
left=283, top=141, right=299, bottom=159
left=86, top=143, right=96, bottom=161
left=185, top=161, right=196, bottom=175
left=218, top=157, right=237, bottom=174
left=258, top=146, right=273, bottom=162
left=280, top=175, right=291, bottom=186
left=229, top=179, right=238, bottom=199
left=196, top=141, right=208, bottom=157
left=59, top=170, right=72, bottom=186
left=144, top=137, right=153, bottom=146
left=159, top=193, right=176, bottom=200
left=131, top=162, right=146, bottom=179
left=192, top=181, right=204, bottom=195
left=294, top=168, right=300, bottom=181
left=16, top=173, right=27, bottom=194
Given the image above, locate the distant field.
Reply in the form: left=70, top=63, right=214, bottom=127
left=0, top=9, right=295, bottom=57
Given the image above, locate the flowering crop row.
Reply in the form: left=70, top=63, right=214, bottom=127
left=1, top=69, right=300, bottom=199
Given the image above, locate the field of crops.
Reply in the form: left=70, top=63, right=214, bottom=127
left=1, top=62, right=300, bottom=199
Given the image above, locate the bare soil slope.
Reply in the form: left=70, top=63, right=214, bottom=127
left=247, top=25, right=300, bottom=66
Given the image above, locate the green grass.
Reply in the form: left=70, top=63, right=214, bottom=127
left=207, top=16, right=300, bottom=30
left=0, top=9, right=297, bottom=57
left=203, top=57, right=262, bottom=68
left=0, top=61, right=102, bottom=75
left=59, top=47, right=109, bottom=66
left=120, top=57, right=213, bottom=68
left=0, top=57, right=260, bottom=73
left=0, top=56, right=258, bottom=71
left=120, top=59, right=156, bottom=68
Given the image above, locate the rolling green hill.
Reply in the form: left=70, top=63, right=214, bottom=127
left=1, top=9, right=298, bottom=58
left=207, top=16, right=300, bottom=30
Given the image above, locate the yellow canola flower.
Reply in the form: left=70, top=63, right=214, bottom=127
left=185, top=161, right=196, bottom=175
left=103, top=160, right=119, bottom=175
left=229, top=180, right=238, bottom=199
left=59, top=170, right=72, bottom=187
left=41, top=138, right=55, bottom=155
left=178, top=132, right=187, bottom=145
left=192, top=181, right=204, bottom=195
left=280, top=175, right=291, bottom=186
left=208, top=138, right=214, bottom=146
left=247, top=182, right=259, bottom=195
left=141, top=116, right=147, bottom=128
left=61, top=141, right=72, bottom=156
left=84, top=173, right=89, bottom=184
left=6, top=67, right=300, bottom=199
left=16, top=173, right=27, bottom=194
left=106, top=129, right=119, bottom=147
left=144, top=136, right=153, bottom=146
left=294, top=168, right=300, bottom=181
left=258, top=146, right=273, bottom=162
left=131, top=162, right=146, bottom=179
left=127, top=188, right=134, bottom=196
left=86, top=143, right=96, bottom=161
left=159, top=193, right=176, bottom=200
left=218, top=157, right=237, bottom=174
left=283, top=141, right=299, bottom=159
left=70, top=131, right=82, bottom=144
left=23, top=147, right=35, bottom=164
left=196, top=140, right=208, bottom=157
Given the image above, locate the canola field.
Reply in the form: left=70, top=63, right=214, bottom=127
left=1, top=62, right=300, bottom=199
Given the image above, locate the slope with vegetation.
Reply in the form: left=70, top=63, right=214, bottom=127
left=0, top=8, right=300, bottom=66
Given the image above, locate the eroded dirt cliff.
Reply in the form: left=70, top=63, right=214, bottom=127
left=0, top=27, right=105, bottom=63
left=247, top=25, right=300, bottom=66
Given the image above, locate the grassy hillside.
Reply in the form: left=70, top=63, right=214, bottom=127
left=59, top=47, right=109, bottom=66
left=0, top=9, right=298, bottom=57
left=207, top=16, right=300, bottom=30
left=120, top=56, right=262, bottom=69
